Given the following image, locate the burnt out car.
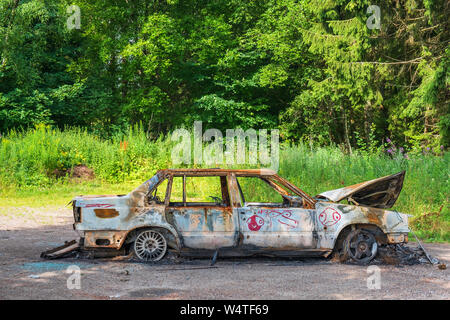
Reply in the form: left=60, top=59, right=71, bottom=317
left=65, top=169, right=409, bottom=264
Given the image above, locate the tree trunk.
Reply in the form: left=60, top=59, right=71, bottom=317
left=342, top=106, right=352, bottom=155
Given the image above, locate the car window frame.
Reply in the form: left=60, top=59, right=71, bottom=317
left=236, top=176, right=290, bottom=206
left=165, top=174, right=231, bottom=208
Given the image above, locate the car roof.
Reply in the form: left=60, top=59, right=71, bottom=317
left=157, top=168, right=277, bottom=177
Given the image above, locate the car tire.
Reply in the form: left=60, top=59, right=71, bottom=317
left=133, top=229, right=167, bottom=262
left=343, top=229, right=378, bottom=264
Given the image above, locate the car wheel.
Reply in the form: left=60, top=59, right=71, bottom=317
left=133, top=229, right=167, bottom=262
left=344, top=229, right=378, bottom=264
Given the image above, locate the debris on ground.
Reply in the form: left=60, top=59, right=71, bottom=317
left=438, top=263, right=447, bottom=270
left=410, top=229, right=441, bottom=265
left=40, top=240, right=79, bottom=259
left=375, top=244, right=441, bottom=266
left=371, top=229, right=444, bottom=268
left=41, top=239, right=445, bottom=268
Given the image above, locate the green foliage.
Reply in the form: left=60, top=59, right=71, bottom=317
left=0, top=0, right=86, bottom=131
left=0, top=0, right=448, bottom=152
left=192, top=94, right=276, bottom=130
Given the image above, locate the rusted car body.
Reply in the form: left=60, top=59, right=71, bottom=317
left=70, top=169, right=410, bottom=263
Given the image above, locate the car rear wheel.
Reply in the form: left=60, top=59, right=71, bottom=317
left=133, top=229, right=167, bottom=262
left=344, top=229, right=378, bottom=264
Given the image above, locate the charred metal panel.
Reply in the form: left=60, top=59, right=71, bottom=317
left=84, top=230, right=127, bottom=248
left=237, top=207, right=317, bottom=249
left=314, top=202, right=410, bottom=249
left=74, top=196, right=129, bottom=230
left=227, top=173, right=242, bottom=207
left=74, top=195, right=181, bottom=250
left=166, top=206, right=238, bottom=249
left=94, top=209, right=119, bottom=218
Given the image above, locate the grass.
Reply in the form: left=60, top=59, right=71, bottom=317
left=0, top=181, right=138, bottom=207
left=0, top=125, right=448, bottom=242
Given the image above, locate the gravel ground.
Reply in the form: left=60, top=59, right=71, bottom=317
left=0, top=206, right=448, bottom=300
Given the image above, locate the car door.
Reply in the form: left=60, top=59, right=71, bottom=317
left=237, top=207, right=317, bottom=249
left=235, top=176, right=317, bottom=249
left=165, top=175, right=239, bottom=250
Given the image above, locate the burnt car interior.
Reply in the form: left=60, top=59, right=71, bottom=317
left=145, top=177, right=167, bottom=205
left=236, top=177, right=305, bottom=208
left=141, top=169, right=317, bottom=210
left=165, top=175, right=231, bottom=208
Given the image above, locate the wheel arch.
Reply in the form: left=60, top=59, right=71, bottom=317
left=332, top=223, right=387, bottom=252
left=122, top=224, right=181, bottom=251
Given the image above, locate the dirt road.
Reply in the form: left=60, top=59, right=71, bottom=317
left=0, top=207, right=448, bottom=300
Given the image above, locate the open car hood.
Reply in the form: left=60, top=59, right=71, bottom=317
left=316, top=171, right=406, bottom=209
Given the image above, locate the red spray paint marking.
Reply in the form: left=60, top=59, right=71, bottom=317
left=84, top=204, right=114, bottom=208
left=247, top=214, right=265, bottom=231
left=318, top=207, right=341, bottom=226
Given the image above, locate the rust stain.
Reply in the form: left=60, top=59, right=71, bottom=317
left=94, top=209, right=119, bottom=218
left=238, top=232, right=244, bottom=245
left=190, top=214, right=202, bottom=228
left=84, top=230, right=127, bottom=248
left=366, top=211, right=382, bottom=225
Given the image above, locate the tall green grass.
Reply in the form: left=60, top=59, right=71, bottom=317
left=0, top=124, right=172, bottom=188
left=278, top=145, right=449, bottom=241
left=0, top=125, right=448, bottom=241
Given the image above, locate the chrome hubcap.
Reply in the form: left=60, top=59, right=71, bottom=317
left=134, top=230, right=167, bottom=261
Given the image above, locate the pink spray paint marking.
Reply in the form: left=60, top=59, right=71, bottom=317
left=84, top=204, right=114, bottom=208
left=318, top=207, right=341, bottom=227
left=258, top=209, right=298, bottom=229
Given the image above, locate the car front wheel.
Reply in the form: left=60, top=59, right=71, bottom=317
left=344, top=229, right=378, bottom=264
left=133, top=229, right=167, bottom=262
